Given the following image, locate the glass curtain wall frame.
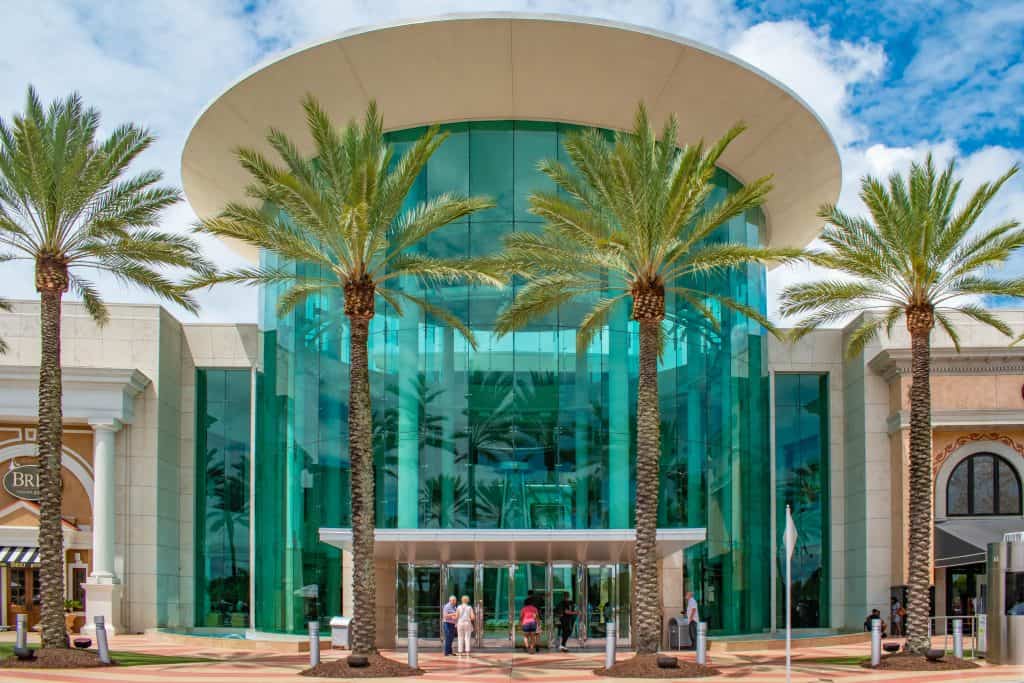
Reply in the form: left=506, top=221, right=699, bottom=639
left=255, top=120, right=771, bottom=634
left=194, top=368, right=253, bottom=628
left=773, top=372, right=830, bottom=629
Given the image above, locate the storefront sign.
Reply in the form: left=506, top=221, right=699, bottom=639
left=3, top=465, right=42, bottom=501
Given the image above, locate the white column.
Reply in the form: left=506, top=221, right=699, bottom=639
left=82, top=419, right=122, bottom=635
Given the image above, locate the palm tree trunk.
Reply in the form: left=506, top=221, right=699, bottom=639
left=348, top=314, right=377, bottom=655
left=905, top=309, right=933, bottom=654
left=37, top=287, right=67, bottom=648
left=634, top=318, right=662, bottom=654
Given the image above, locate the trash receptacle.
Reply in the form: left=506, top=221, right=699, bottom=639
left=668, top=616, right=688, bottom=650
left=330, top=616, right=351, bottom=649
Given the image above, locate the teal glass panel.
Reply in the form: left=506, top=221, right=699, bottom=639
left=256, top=120, right=771, bottom=634
left=194, top=368, right=251, bottom=627
left=775, top=373, right=830, bottom=628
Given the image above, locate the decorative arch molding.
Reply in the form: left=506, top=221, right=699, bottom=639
left=934, top=435, right=1024, bottom=520
left=0, top=441, right=95, bottom=508
left=934, top=433, right=1024, bottom=478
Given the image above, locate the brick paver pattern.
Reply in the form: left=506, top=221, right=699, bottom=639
left=3, top=634, right=1024, bottom=682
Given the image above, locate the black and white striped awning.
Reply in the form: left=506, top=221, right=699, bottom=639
left=0, top=546, right=39, bottom=566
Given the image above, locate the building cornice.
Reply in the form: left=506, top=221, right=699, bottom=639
left=888, top=409, right=1024, bottom=434
left=0, top=366, right=150, bottom=424
left=869, top=347, right=1024, bottom=382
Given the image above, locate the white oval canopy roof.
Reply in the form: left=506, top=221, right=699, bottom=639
left=182, top=13, right=841, bottom=262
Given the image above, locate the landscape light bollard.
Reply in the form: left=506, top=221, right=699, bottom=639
left=696, top=622, right=708, bottom=665
left=15, top=612, right=26, bottom=650
left=605, top=622, right=616, bottom=669
left=870, top=618, right=881, bottom=667
left=408, top=620, right=418, bottom=669
left=953, top=618, right=963, bottom=659
left=309, top=621, right=320, bottom=667
left=95, top=615, right=111, bottom=665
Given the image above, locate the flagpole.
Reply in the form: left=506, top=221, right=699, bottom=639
left=785, top=504, right=792, bottom=683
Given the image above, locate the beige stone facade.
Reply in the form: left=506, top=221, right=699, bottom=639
left=0, top=300, right=256, bottom=633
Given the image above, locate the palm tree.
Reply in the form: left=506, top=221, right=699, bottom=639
left=190, top=97, right=499, bottom=655
left=0, top=86, right=209, bottom=648
left=493, top=104, right=793, bottom=655
left=779, top=154, right=1022, bottom=654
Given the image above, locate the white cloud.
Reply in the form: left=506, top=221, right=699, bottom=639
left=727, top=20, right=885, bottom=147
left=1, top=1, right=1020, bottom=327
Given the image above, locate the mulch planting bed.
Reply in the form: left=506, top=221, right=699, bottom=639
left=301, top=654, right=423, bottom=678
left=861, top=652, right=980, bottom=671
left=2, top=648, right=114, bottom=668
left=596, top=654, right=720, bottom=678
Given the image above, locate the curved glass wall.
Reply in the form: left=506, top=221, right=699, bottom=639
left=255, top=120, right=770, bottom=634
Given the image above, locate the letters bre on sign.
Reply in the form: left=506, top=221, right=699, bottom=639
left=2, top=465, right=42, bottom=501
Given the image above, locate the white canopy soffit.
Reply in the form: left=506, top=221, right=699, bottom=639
left=318, top=527, right=707, bottom=563
left=182, top=13, right=841, bottom=262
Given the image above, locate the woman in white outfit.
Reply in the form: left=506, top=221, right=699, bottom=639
left=456, top=595, right=475, bottom=655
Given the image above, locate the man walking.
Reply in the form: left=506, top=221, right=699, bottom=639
left=685, top=591, right=700, bottom=649
left=556, top=592, right=578, bottom=652
left=442, top=595, right=458, bottom=656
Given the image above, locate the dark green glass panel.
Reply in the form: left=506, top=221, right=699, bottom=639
left=774, top=373, right=830, bottom=628
left=194, top=368, right=251, bottom=628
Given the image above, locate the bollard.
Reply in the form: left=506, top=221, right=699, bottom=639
left=95, top=615, right=111, bottom=665
left=953, top=618, right=963, bottom=659
left=696, top=622, right=708, bottom=665
left=605, top=622, right=616, bottom=669
left=309, top=620, right=321, bottom=667
left=15, top=613, right=27, bottom=651
left=870, top=618, right=881, bottom=667
left=408, top=620, right=418, bottom=669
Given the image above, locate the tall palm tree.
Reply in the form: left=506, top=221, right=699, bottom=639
left=493, top=104, right=793, bottom=655
left=190, top=97, right=499, bottom=655
left=0, top=86, right=209, bottom=648
left=779, top=154, right=1022, bottom=654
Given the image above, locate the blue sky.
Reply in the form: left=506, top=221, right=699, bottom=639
left=1, top=0, right=1022, bottom=322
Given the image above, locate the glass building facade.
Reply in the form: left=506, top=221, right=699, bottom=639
left=249, top=120, right=772, bottom=635
left=194, top=368, right=252, bottom=627
left=774, top=373, right=830, bottom=628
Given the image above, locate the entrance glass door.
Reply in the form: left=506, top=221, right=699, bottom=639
left=396, top=564, right=442, bottom=645
left=551, top=563, right=581, bottom=649
left=584, top=564, right=630, bottom=645
left=481, top=565, right=513, bottom=646
left=513, top=563, right=549, bottom=648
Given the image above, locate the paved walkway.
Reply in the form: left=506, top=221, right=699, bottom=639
left=3, top=634, right=1024, bottom=682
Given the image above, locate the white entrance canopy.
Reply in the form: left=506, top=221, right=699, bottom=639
left=319, top=527, right=706, bottom=563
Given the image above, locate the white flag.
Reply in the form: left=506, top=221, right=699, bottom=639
left=784, top=505, right=799, bottom=561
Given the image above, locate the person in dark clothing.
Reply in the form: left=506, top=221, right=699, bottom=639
left=555, top=593, right=578, bottom=652
left=863, top=608, right=887, bottom=637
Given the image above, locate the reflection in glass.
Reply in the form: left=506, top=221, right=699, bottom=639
left=256, top=120, right=771, bottom=634
left=195, top=369, right=251, bottom=628
left=774, top=373, right=829, bottom=629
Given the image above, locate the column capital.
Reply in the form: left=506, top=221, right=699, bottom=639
left=88, top=418, right=122, bottom=433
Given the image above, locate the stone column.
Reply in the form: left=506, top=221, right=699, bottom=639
left=660, top=550, right=685, bottom=648
left=82, top=419, right=121, bottom=635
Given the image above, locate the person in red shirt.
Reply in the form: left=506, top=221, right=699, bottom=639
left=520, top=602, right=540, bottom=653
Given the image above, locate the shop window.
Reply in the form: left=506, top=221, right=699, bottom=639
left=947, top=453, right=1022, bottom=517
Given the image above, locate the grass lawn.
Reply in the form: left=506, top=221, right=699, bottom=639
left=0, top=643, right=213, bottom=666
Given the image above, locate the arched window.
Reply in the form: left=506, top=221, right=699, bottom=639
left=947, top=453, right=1022, bottom=516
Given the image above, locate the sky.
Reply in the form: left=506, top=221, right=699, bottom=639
left=1, top=0, right=1023, bottom=324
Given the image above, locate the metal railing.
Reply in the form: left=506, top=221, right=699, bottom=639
left=929, top=616, right=979, bottom=659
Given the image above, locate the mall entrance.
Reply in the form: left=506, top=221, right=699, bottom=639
left=395, top=562, right=631, bottom=649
